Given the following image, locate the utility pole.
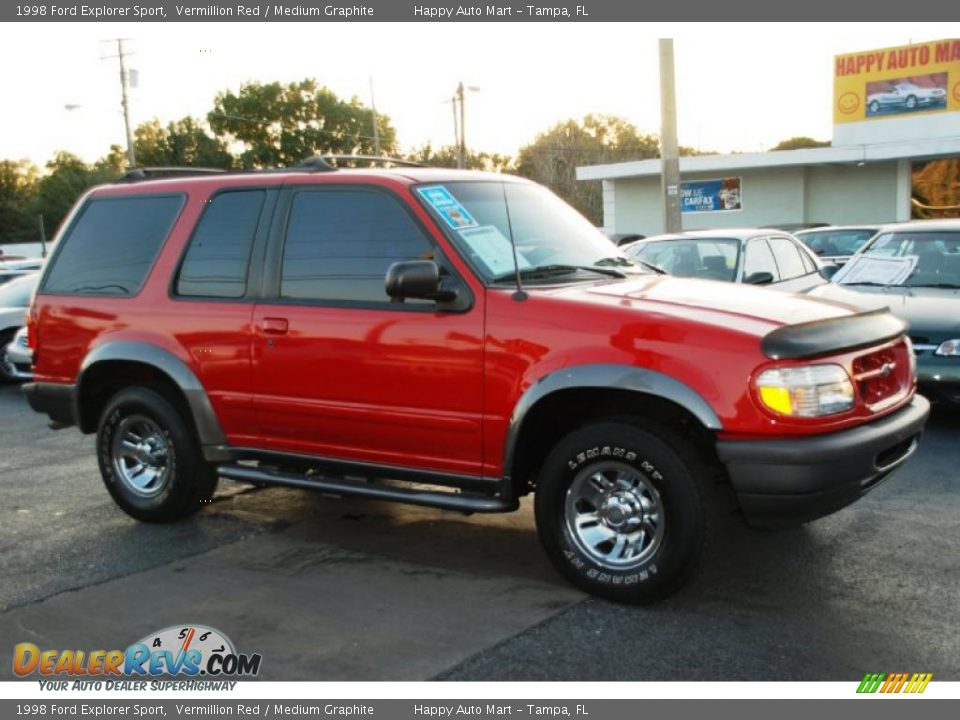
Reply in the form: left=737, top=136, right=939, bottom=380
left=103, top=39, right=137, bottom=168
left=369, top=76, right=381, bottom=157
left=456, top=81, right=466, bottom=169
left=451, top=94, right=460, bottom=159
left=658, top=39, right=682, bottom=234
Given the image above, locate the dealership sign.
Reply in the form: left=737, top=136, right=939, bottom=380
left=834, top=38, right=960, bottom=124
left=680, top=178, right=742, bottom=213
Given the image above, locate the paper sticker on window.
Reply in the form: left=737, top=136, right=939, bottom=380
left=458, top=225, right=531, bottom=276
left=417, top=186, right=479, bottom=230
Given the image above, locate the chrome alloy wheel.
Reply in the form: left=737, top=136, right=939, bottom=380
left=111, top=415, right=171, bottom=497
left=565, top=461, right=665, bottom=569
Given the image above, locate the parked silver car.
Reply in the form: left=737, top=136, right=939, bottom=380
left=794, top=225, right=885, bottom=266
left=867, top=82, right=947, bottom=113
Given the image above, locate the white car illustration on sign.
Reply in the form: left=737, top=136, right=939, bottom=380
left=867, top=82, right=947, bottom=114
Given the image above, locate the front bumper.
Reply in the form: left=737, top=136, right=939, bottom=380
left=716, top=395, right=930, bottom=527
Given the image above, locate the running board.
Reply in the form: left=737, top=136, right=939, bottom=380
left=217, top=464, right=518, bottom=513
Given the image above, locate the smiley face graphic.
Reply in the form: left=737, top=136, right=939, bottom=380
left=837, top=92, right=860, bottom=116
left=953, top=82, right=960, bottom=104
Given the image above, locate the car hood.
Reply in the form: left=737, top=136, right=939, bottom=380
left=807, top=284, right=960, bottom=338
left=549, top=275, right=857, bottom=333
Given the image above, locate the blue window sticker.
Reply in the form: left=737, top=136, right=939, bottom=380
left=417, top=186, right=479, bottom=230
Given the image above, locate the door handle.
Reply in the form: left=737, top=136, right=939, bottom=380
left=262, top=318, right=289, bottom=335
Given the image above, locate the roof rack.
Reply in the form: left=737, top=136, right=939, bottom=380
left=294, top=155, right=425, bottom=171
left=115, top=167, right=228, bottom=183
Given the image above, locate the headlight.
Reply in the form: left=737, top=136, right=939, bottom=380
left=756, top=364, right=854, bottom=417
left=935, top=339, right=960, bottom=357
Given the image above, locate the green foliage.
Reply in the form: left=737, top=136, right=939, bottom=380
left=406, top=143, right=513, bottom=172
left=208, top=79, right=397, bottom=168
left=515, top=114, right=660, bottom=224
left=0, top=159, right=40, bottom=245
left=769, top=136, right=830, bottom=151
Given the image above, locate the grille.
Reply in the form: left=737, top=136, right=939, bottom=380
left=852, top=341, right=911, bottom=409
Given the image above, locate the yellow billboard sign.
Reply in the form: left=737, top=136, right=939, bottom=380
left=834, top=39, right=960, bottom=123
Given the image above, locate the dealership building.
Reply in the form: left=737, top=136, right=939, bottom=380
left=578, top=38, right=960, bottom=237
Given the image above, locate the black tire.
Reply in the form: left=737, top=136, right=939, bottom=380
left=97, top=387, right=218, bottom=522
left=534, top=421, right=706, bottom=604
left=0, top=330, right=16, bottom=384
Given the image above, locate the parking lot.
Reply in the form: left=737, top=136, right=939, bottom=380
left=1, top=382, right=958, bottom=681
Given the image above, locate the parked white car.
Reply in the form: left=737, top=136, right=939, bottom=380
left=0, top=273, right=37, bottom=383
left=2, top=326, right=31, bottom=381
left=867, top=82, right=947, bottom=113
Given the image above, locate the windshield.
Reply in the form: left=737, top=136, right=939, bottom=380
left=415, top=181, right=645, bottom=283
left=836, top=231, right=960, bottom=288
left=797, top=229, right=876, bottom=257
left=0, top=273, right=38, bottom=307
left=625, top=238, right=739, bottom=282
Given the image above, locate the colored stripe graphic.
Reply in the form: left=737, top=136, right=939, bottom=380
left=857, top=672, right=932, bottom=693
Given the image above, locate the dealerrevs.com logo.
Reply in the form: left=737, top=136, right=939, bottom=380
left=857, top=673, right=933, bottom=694
left=13, top=624, right=262, bottom=684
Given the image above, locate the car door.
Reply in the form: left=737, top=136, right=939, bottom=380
left=251, top=184, right=486, bottom=477
left=767, top=235, right=826, bottom=292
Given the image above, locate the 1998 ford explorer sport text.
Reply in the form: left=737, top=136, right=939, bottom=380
left=23, top=159, right=929, bottom=603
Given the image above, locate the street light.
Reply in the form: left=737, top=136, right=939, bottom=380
left=454, top=82, right=480, bottom=169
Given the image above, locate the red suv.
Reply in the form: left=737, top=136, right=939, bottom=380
left=23, top=160, right=929, bottom=603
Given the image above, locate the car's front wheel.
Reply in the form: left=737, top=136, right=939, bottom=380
left=534, top=421, right=706, bottom=604
left=905, top=95, right=918, bottom=109
left=869, top=100, right=880, bottom=113
left=97, top=387, right=218, bottom=522
left=0, top=330, right=17, bottom=383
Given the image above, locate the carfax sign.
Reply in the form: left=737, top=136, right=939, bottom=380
left=834, top=38, right=960, bottom=123
left=680, top=178, right=742, bottom=213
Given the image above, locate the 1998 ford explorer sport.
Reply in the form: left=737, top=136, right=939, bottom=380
left=23, top=159, right=930, bottom=603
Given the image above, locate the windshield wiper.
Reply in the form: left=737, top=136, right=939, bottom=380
left=492, top=264, right=625, bottom=282
left=594, top=256, right=664, bottom=274
left=839, top=281, right=896, bottom=287
left=906, top=282, right=960, bottom=289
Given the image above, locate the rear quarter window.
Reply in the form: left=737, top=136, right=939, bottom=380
left=42, top=195, right=184, bottom=297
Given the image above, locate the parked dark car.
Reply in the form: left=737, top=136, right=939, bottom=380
left=0, top=273, right=38, bottom=382
left=623, top=229, right=829, bottom=293
left=808, top=220, right=960, bottom=406
left=795, top=225, right=884, bottom=266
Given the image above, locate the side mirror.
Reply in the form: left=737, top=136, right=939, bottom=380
left=819, top=264, right=840, bottom=281
left=743, top=271, right=774, bottom=286
left=385, top=260, right=458, bottom=302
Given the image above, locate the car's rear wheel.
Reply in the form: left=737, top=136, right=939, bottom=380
left=97, top=387, right=218, bottom=522
left=869, top=100, right=880, bottom=113
left=906, top=95, right=917, bottom=109
left=534, top=421, right=706, bottom=604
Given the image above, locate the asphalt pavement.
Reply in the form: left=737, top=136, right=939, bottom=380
left=1, top=383, right=957, bottom=680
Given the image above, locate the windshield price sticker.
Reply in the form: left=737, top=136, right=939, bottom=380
left=417, top=186, right=479, bottom=230
left=458, top=225, right=531, bottom=276
left=834, top=254, right=918, bottom=286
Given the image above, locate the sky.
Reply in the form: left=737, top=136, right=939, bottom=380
left=1, top=21, right=958, bottom=167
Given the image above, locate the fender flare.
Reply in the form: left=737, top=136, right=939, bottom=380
left=502, top=363, right=723, bottom=482
left=78, top=341, right=229, bottom=457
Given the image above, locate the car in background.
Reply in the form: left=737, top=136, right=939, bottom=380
left=623, top=229, right=829, bottom=293
left=0, top=258, right=43, bottom=286
left=808, top=219, right=960, bottom=407
left=867, top=82, right=947, bottom=114
left=0, top=241, right=48, bottom=260
left=607, top=232, right=646, bottom=247
left=2, top=326, right=31, bottom=382
left=795, top=225, right=884, bottom=266
left=0, top=273, right=37, bottom=383
left=761, top=222, right=829, bottom=233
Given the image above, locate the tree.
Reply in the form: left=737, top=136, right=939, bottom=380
left=405, top=143, right=512, bottom=172
left=102, top=117, right=234, bottom=170
left=770, top=136, right=830, bottom=151
left=0, top=159, right=40, bottom=246
left=208, top=79, right=397, bottom=168
left=515, top=115, right=660, bottom=224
